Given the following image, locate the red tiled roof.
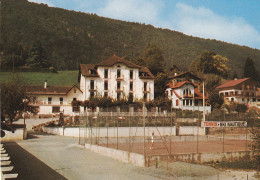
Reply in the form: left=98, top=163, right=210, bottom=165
left=96, top=54, right=141, bottom=68
left=194, top=88, right=209, bottom=100
left=216, top=78, right=249, bottom=89
left=25, top=85, right=82, bottom=95
left=172, top=89, right=182, bottom=99
left=80, top=64, right=99, bottom=77
left=139, top=67, right=155, bottom=79
left=166, top=81, right=197, bottom=89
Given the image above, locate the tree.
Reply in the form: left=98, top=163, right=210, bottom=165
left=154, top=72, right=169, bottom=98
left=243, top=57, right=259, bottom=82
left=209, top=90, right=224, bottom=109
left=1, top=81, right=27, bottom=124
left=26, top=44, right=49, bottom=68
left=143, top=43, right=164, bottom=76
left=190, top=50, right=230, bottom=77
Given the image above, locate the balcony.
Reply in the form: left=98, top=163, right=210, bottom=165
left=183, top=94, right=194, bottom=98
left=143, top=87, right=150, bottom=93
left=115, top=75, right=124, bottom=81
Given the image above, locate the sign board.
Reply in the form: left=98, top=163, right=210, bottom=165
left=201, top=121, right=247, bottom=127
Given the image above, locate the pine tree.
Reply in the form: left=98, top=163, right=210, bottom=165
left=243, top=57, right=258, bottom=82
left=26, top=44, right=49, bottom=68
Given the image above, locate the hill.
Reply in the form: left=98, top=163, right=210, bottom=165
left=1, top=0, right=260, bottom=76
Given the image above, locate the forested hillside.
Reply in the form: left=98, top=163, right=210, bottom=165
left=1, top=0, right=260, bottom=75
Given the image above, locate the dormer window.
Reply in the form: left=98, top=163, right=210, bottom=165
left=117, top=65, right=121, bottom=68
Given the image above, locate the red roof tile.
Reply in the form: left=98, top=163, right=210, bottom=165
left=194, top=88, right=209, bottom=100
left=172, top=89, right=182, bottom=99
left=80, top=64, right=99, bottom=77
left=216, top=78, right=249, bottom=89
left=25, top=85, right=82, bottom=95
left=166, top=81, right=197, bottom=89
left=96, top=54, right=141, bottom=68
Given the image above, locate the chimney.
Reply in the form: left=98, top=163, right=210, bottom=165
left=44, top=80, right=47, bottom=89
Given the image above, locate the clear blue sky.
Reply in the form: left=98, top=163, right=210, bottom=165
left=29, top=0, right=260, bottom=50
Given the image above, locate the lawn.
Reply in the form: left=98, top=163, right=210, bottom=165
left=0, top=71, right=79, bottom=86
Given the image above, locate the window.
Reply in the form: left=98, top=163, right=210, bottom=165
left=73, top=98, right=77, bottom=101
left=144, top=82, right=147, bottom=91
left=117, top=81, right=121, bottom=90
left=130, top=70, right=133, bottom=79
left=129, top=93, right=133, bottom=103
left=253, top=98, right=256, bottom=102
left=231, top=98, right=234, bottom=102
left=130, top=82, right=133, bottom=91
left=60, top=97, right=63, bottom=105
left=176, top=100, right=179, bottom=106
left=117, top=92, right=121, bottom=100
left=117, top=69, right=121, bottom=78
left=48, top=97, right=52, bottom=105
left=104, top=69, right=108, bottom=78
left=144, top=93, right=147, bottom=101
left=104, top=92, right=108, bottom=97
left=74, top=88, right=76, bottom=93
left=72, top=106, right=80, bottom=112
left=90, top=92, right=94, bottom=98
left=242, top=98, right=244, bottom=102
left=52, top=106, right=60, bottom=113
left=104, top=81, right=108, bottom=90
left=90, top=80, right=94, bottom=90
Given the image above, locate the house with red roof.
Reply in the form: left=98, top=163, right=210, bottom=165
left=166, top=72, right=211, bottom=113
left=79, top=54, right=155, bottom=102
left=216, top=78, right=260, bottom=107
left=25, top=82, right=83, bottom=115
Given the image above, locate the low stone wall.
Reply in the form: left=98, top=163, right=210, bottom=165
left=148, top=151, right=256, bottom=164
left=85, top=143, right=145, bottom=167
left=1, top=128, right=27, bottom=142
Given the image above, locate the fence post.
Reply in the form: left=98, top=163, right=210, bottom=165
left=222, top=126, right=224, bottom=153
left=117, top=116, right=119, bottom=150
left=129, top=108, right=131, bottom=153
left=143, top=102, right=145, bottom=156
left=107, top=117, right=108, bottom=148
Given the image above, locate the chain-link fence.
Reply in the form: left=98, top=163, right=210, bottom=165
left=76, top=105, right=256, bottom=158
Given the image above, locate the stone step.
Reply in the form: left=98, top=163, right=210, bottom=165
left=0, top=157, right=10, bottom=161
left=2, top=173, right=18, bottom=179
left=1, top=166, right=13, bottom=172
left=1, top=150, right=6, bottom=154
left=0, top=161, right=11, bottom=166
left=1, top=154, right=8, bottom=157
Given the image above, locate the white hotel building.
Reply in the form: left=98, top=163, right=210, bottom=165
left=79, top=54, right=155, bottom=101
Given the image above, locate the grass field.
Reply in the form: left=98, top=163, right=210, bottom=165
left=0, top=71, right=79, bottom=86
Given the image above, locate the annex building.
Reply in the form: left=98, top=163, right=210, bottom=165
left=216, top=78, right=260, bottom=108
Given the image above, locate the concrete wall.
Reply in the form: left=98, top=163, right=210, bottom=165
left=1, top=128, right=27, bottom=142
left=152, top=151, right=257, bottom=164
left=179, top=126, right=205, bottom=136
left=85, top=143, right=145, bottom=167
left=42, top=126, right=208, bottom=137
left=42, top=126, right=178, bottom=137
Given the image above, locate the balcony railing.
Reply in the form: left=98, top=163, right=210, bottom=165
left=183, top=94, right=194, bottom=98
left=115, top=75, right=124, bottom=81
left=143, top=87, right=151, bottom=93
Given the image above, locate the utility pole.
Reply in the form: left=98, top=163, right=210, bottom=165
left=203, top=81, right=205, bottom=121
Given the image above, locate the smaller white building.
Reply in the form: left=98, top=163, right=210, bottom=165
left=25, top=82, right=83, bottom=115
left=166, top=72, right=211, bottom=113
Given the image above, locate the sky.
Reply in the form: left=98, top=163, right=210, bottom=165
left=28, top=0, right=260, bottom=50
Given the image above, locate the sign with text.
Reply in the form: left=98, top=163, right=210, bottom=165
left=201, top=121, right=247, bottom=127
